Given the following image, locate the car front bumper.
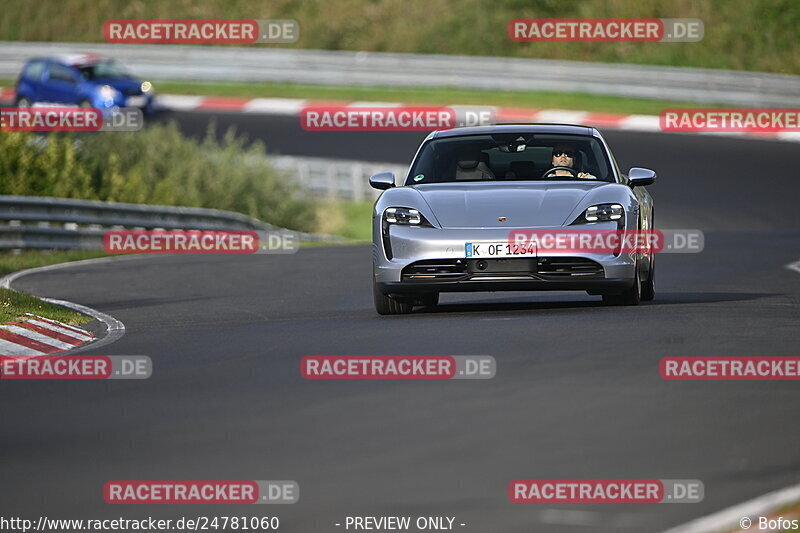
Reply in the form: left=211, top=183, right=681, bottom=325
left=373, top=223, right=637, bottom=295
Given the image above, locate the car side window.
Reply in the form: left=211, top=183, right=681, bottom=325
left=23, top=61, right=46, bottom=81
left=48, top=63, right=77, bottom=84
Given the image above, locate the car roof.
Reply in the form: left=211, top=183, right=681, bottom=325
left=31, top=54, right=111, bottom=67
left=430, top=123, right=598, bottom=139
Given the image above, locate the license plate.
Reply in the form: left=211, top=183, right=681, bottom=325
left=126, top=96, right=148, bottom=107
left=465, top=242, right=536, bottom=258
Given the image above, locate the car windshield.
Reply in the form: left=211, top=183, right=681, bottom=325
left=77, top=61, right=131, bottom=80
left=406, top=133, right=615, bottom=184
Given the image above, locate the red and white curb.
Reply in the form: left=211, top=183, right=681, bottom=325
left=0, top=314, right=95, bottom=356
left=2, top=87, right=798, bottom=142
left=157, top=94, right=800, bottom=142
left=0, top=257, right=128, bottom=355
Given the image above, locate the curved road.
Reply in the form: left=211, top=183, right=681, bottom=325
left=1, top=112, right=799, bottom=533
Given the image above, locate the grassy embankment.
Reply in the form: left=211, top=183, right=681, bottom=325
left=2, top=0, right=797, bottom=74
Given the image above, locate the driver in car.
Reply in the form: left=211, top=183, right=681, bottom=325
left=547, top=143, right=596, bottom=179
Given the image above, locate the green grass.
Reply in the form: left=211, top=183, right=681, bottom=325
left=151, top=80, right=722, bottom=116
left=0, top=250, right=106, bottom=325
left=774, top=500, right=800, bottom=516
left=0, top=287, right=92, bottom=324
left=0, top=250, right=109, bottom=277
left=314, top=201, right=373, bottom=242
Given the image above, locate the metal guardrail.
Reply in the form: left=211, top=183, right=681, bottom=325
left=0, top=195, right=337, bottom=250
left=0, top=155, right=403, bottom=250
left=1, top=41, right=799, bottom=107
left=271, top=156, right=407, bottom=202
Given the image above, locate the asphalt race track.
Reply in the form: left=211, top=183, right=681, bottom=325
left=1, top=111, right=799, bottom=532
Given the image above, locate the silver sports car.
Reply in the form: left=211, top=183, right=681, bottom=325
left=370, top=124, right=656, bottom=314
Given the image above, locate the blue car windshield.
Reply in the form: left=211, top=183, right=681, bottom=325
left=77, top=61, right=131, bottom=80
left=407, top=134, right=615, bottom=184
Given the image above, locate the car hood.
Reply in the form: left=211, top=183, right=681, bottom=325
left=414, top=181, right=607, bottom=228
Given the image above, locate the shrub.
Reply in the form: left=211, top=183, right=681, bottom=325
left=0, top=122, right=317, bottom=232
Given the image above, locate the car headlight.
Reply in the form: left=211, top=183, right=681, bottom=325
left=381, top=207, right=432, bottom=260
left=579, top=203, right=624, bottom=223
left=383, top=207, right=427, bottom=225
left=97, top=85, right=120, bottom=107
left=141, top=81, right=153, bottom=93
left=98, top=85, right=118, bottom=99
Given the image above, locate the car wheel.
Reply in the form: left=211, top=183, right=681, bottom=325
left=641, top=256, right=656, bottom=301
left=373, top=278, right=413, bottom=315
left=15, top=96, right=32, bottom=107
left=602, top=263, right=641, bottom=306
left=79, top=99, right=93, bottom=108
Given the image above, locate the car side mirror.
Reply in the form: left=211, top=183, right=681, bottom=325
left=628, top=167, right=656, bottom=187
left=369, top=172, right=396, bottom=190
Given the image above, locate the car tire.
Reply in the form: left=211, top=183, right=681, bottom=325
left=602, top=263, right=641, bottom=306
left=14, top=96, right=32, bottom=107
left=641, top=256, right=656, bottom=301
left=78, top=99, right=92, bottom=108
left=373, top=279, right=413, bottom=315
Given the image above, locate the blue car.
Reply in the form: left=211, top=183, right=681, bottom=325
left=14, top=54, right=155, bottom=113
